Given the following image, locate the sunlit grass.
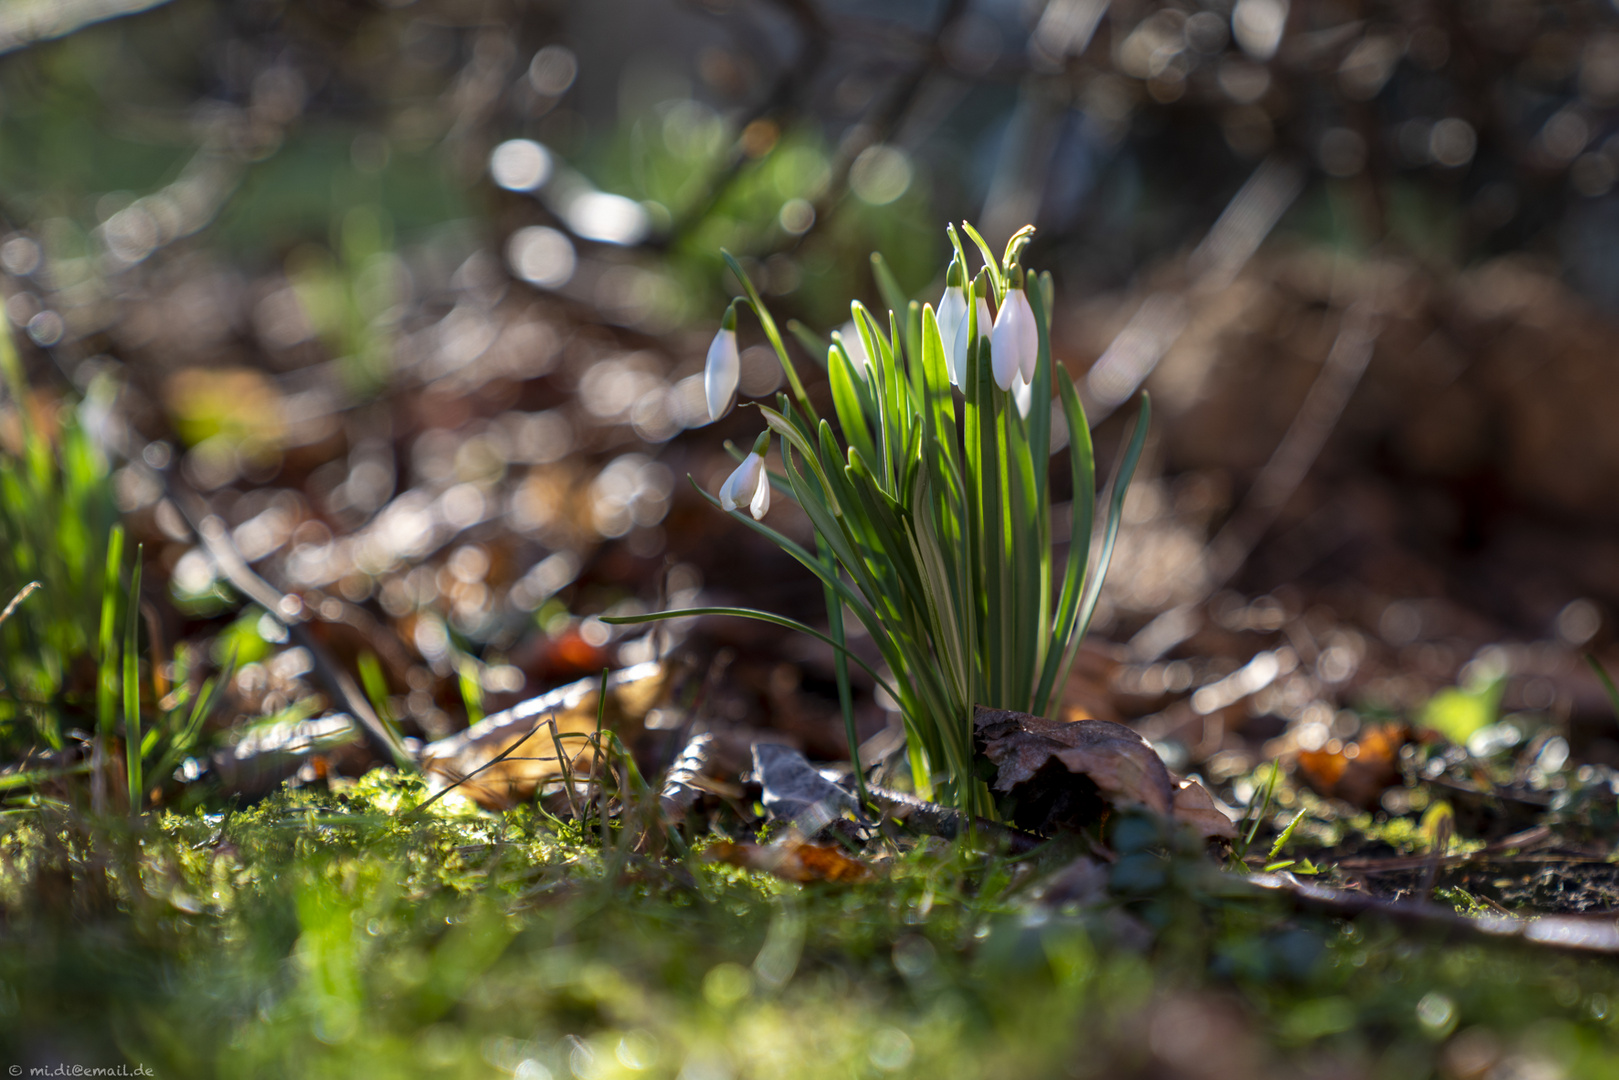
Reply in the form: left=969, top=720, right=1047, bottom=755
left=3, top=774, right=1619, bottom=1078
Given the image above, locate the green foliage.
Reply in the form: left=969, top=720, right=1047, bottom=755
left=0, top=330, right=227, bottom=806
left=3, top=784, right=1619, bottom=1077
left=0, top=330, right=118, bottom=753
left=614, top=225, right=1147, bottom=816
left=1420, top=675, right=1504, bottom=745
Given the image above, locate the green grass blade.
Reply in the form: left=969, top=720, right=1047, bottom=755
left=757, top=406, right=843, bottom=516
left=123, top=546, right=143, bottom=813
left=1034, top=370, right=1098, bottom=717
left=959, top=221, right=1005, bottom=303
left=828, top=346, right=879, bottom=468
left=1587, top=654, right=1619, bottom=723
left=785, top=319, right=829, bottom=367
left=869, top=252, right=912, bottom=359
left=605, top=606, right=902, bottom=704
left=817, top=534, right=865, bottom=806
left=1048, top=394, right=1151, bottom=712
left=358, top=651, right=397, bottom=727
left=97, top=524, right=125, bottom=738
left=721, top=250, right=815, bottom=419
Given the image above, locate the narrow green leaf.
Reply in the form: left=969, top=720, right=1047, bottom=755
left=959, top=221, right=1005, bottom=303
left=869, top=252, right=911, bottom=358
left=722, top=250, right=815, bottom=419
left=123, top=546, right=143, bottom=813
left=1048, top=394, right=1151, bottom=713
left=1034, top=369, right=1098, bottom=717
left=606, top=606, right=903, bottom=707
left=828, top=346, right=879, bottom=469
left=786, top=319, right=829, bottom=367
left=1587, top=654, right=1619, bottom=723
left=97, top=524, right=125, bottom=738
left=817, top=534, right=866, bottom=806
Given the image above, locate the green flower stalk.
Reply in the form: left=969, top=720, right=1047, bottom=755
left=612, top=222, right=1148, bottom=817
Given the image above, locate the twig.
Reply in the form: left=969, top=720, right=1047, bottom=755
left=1246, top=871, right=1619, bottom=956
left=1083, top=156, right=1305, bottom=425
left=1202, top=301, right=1382, bottom=588
left=661, top=0, right=832, bottom=247
left=0, top=581, right=40, bottom=629
left=412, top=710, right=572, bottom=816
left=1130, top=299, right=1382, bottom=662
left=865, top=783, right=1044, bottom=855
left=165, top=489, right=414, bottom=770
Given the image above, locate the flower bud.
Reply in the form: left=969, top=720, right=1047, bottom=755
left=953, top=277, right=993, bottom=389
left=991, top=278, right=1038, bottom=391
left=718, top=431, right=772, bottom=519
left=705, top=303, right=740, bottom=422
left=936, top=259, right=968, bottom=389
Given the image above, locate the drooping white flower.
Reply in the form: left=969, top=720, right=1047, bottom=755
left=1010, top=285, right=1039, bottom=382
left=935, top=259, right=968, bottom=389
left=704, top=303, right=740, bottom=422
left=952, top=279, right=993, bottom=389
left=718, top=431, right=772, bottom=520
left=1012, top=368, right=1032, bottom=419
left=991, top=276, right=1038, bottom=391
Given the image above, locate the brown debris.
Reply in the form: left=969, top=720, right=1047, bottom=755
left=974, top=706, right=1242, bottom=840
left=1248, top=870, right=1619, bottom=956
left=707, top=837, right=876, bottom=884
left=972, top=706, right=1237, bottom=840
left=1294, top=722, right=1410, bottom=810
left=419, top=662, right=668, bottom=809
left=1172, top=776, right=1239, bottom=841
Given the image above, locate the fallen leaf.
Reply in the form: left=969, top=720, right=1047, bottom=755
left=659, top=731, right=716, bottom=826
left=1295, top=722, right=1409, bottom=810
left=707, top=838, right=876, bottom=884
left=974, top=706, right=1177, bottom=834
left=751, top=742, right=860, bottom=833
left=1172, top=776, right=1239, bottom=841
left=420, top=661, right=667, bottom=809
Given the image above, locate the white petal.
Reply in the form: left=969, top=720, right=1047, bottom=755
left=749, top=464, right=771, bottom=519
left=950, top=314, right=971, bottom=389
left=719, top=452, right=762, bottom=512
left=936, top=288, right=966, bottom=386
left=704, top=329, right=739, bottom=422
left=1012, top=369, right=1032, bottom=418
left=991, top=301, right=1020, bottom=391
left=1011, top=289, right=1039, bottom=382
left=955, top=297, right=992, bottom=390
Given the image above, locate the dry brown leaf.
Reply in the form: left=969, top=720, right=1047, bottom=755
left=1295, top=722, right=1409, bottom=810
left=974, top=706, right=1177, bottom=834
left=707, top=838, right=876, bottom=884
left=419, top=661, right=668, bottom=809
left=1172, top=776, right=1239, bottom=841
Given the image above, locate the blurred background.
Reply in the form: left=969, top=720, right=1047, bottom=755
left=8, top=0, right=1619, bottom=796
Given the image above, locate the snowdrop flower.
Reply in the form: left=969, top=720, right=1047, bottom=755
left=718, top=430, right=772, bottom=519
left=991, top=270, right=1038, bottom=391
left=705, top=302, right=740, bottom=422
left=1012, top=369, right=1032, bottom=419
left=935, top=258, right=968, bottom=388
left=952, top=277, right=993, bottom=389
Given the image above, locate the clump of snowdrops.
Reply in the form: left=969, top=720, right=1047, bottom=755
left=615, top=223, right=1147, bottom=816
